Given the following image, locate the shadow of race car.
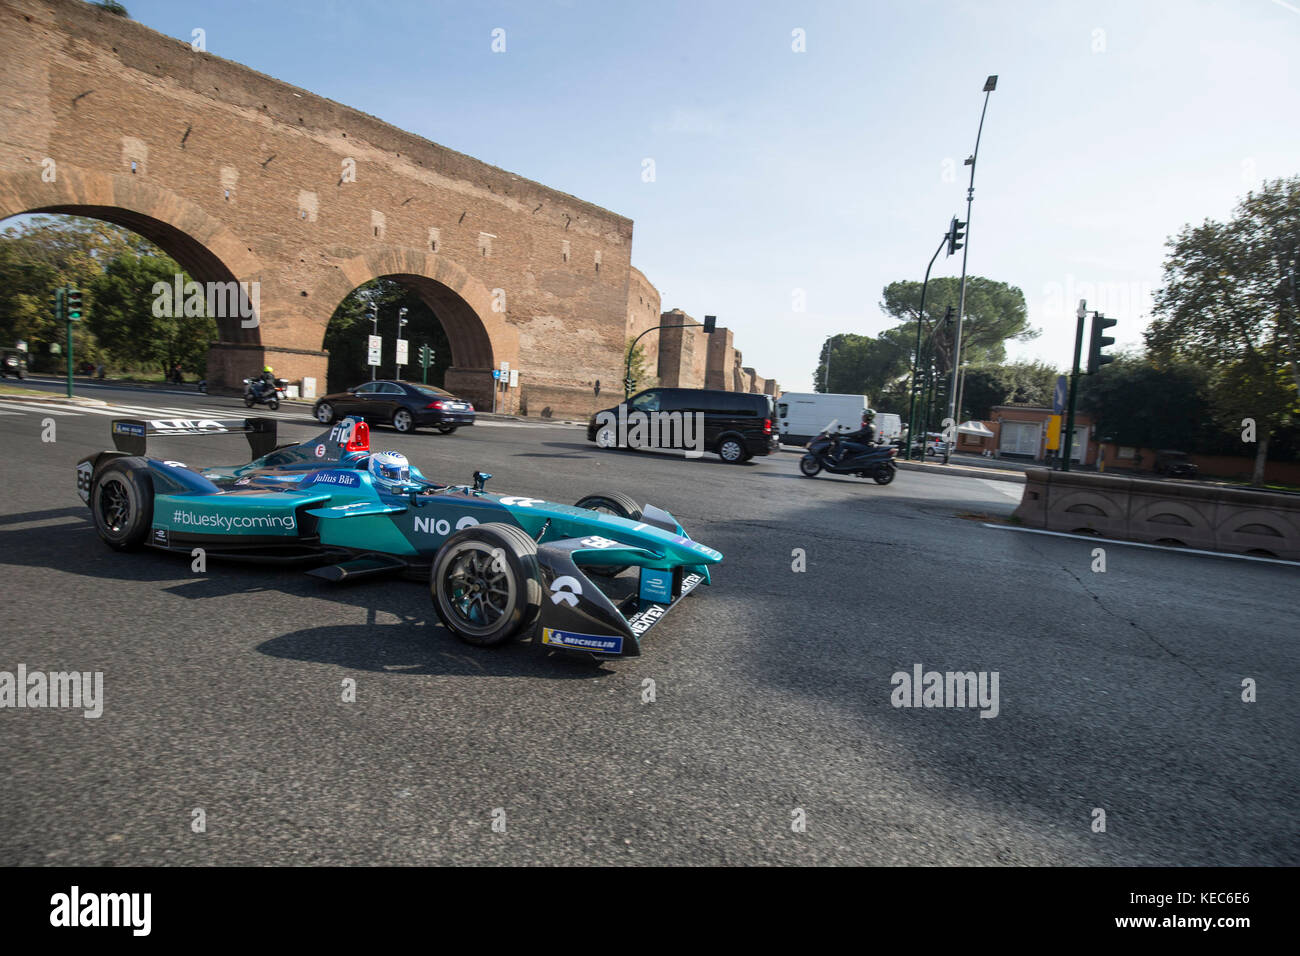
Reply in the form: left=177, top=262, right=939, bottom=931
left=75, top=415, right=722, bottom=660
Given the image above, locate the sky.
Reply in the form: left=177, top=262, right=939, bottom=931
left=62, top=0, right=1300, bottom=390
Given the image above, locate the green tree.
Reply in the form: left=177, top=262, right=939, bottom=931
left=1078, top=354, right=1210, bottom=451
left=88, top=252, right=216, bottom=375
left=880, top=276, right=1036, bottom=374
left=624, top=337, right=657, bottom=394
left=960, top=360, right=1060, bottom=420
left=1147, top=176, right=1300, bottom=484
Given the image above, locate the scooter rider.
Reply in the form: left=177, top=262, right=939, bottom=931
left=253, top=365, right=277, bottom=401
left=831, top=409, right=877, bottom=463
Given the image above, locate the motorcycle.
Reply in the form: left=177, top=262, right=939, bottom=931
left=243, top=377, right=288, bottom=411
left=799, top=426, right=898, bottom=485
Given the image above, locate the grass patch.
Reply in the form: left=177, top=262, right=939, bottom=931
left=0, top=384, right=51, bottom=397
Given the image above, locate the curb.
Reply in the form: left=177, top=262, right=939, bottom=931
left=0, top=393, right=109, bottom=407
left=895, top=460, right=1026, bottom=484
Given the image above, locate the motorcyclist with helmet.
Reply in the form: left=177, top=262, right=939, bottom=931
left=831, top=409, right=877, bottom=463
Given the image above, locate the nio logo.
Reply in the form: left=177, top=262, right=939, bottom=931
left=415, top=515, right=480, bottom=536
left=549, top=576, right=583, bottom=606
left=500, top=496, right=543, bottom=507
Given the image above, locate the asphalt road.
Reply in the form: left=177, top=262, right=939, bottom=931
left=1, top=386, right=1295, bottom=865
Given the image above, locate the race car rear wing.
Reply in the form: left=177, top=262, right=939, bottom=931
left=110, top=417, right=278, bottom=460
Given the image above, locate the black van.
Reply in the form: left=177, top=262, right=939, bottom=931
left=587, top=388, right=778, bottom=463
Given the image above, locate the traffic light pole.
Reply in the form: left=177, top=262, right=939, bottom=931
left=1061, top=306, right=1087, bottom=473
left=624, top=318, right=714, bottom=399
left=905, top=234, right=949, bottom=460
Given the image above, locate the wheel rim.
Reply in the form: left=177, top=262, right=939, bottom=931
left=395, top=410, right=411, bottom=431
left=316, top=404, right=332, bottom=423
left=722, top=441, right=742, bottom=461
left=98, top=478, right=131, bottom=533
left=596, top=427, right=616, bottom=448
left=441, top=545, right=514, bottom=635
left=800, top=457, right=819, bottom=475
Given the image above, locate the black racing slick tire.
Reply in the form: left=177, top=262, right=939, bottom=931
left=799, top=455, right=822, bottom=477
left=431, top=522, right=543, bottom=646
left=873, top=463, right=897, bottom=485
left=91, top=458, right=154, bottom=551
left=574, top=492, right=643, bottom=578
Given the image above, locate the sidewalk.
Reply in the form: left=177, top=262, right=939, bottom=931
left=895, top=457, right=1027, bottom=484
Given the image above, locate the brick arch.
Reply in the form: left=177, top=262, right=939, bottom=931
left=315, top=247, right=519, bottom=406
left=0, top=166, right=265, bottom=345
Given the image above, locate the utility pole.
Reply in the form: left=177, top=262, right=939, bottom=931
left=905, top=231, right=951, bottom=459
left=946, top=75, right=998, bottom=464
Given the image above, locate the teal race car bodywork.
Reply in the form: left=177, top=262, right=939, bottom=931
left=76, top=416, right=722, bottom=658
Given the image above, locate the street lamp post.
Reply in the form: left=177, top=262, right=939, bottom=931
left=945, top=74, right=997, bottom=464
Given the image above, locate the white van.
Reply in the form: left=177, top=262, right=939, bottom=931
left=776, top=393, right=870, bottom=446
left=874, top=412, right=903, bottom=445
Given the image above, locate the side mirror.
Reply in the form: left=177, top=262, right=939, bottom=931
left=472, top=471, right=492, bottom=492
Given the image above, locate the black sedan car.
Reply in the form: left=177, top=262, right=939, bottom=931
left=312, top=380, right=475, bottom=434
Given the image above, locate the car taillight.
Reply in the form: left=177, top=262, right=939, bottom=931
left=763, top=418, right=772, bottom=434
left=427, top=401, right=444, bottom=409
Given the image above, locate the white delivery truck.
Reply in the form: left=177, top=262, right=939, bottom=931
left=874, top=412, right=903, bottom=445
left=776, top=393, right=871, bottom=446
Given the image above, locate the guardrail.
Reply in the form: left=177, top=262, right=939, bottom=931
left=1011, top=468, right=1300, bottom=560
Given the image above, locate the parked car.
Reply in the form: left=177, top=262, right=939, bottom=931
left=313, top=380, right=475, bottom=434
left=1, top=349, right=27, bottom=379
left=910, top=432, right=950, bottom=457
left=588, top=387, right=778, bottom=463
left=1154, top=449, right=1199, bottom=479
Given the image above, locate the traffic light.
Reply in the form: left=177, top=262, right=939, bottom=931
left=51, top=287, right=64, bottom=322
left=946, top=217, right=966, bottom=257
left=66, top=287, right=83, bottom=321
left=702, top=314, right=716, bottom=334
left=1087, top=314, right=1117, bottom=375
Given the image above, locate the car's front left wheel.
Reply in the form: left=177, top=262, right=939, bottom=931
left=431, top=523, right=543, bottom=646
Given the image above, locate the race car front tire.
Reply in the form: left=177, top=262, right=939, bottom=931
left=431, top=522, right=543, bottom=646
left=91, top=458, right=154, bottom=551
left=574, top=492, right=643, bottom=577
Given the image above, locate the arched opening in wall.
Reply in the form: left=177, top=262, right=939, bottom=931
left=323, top=274, right=493, bottom=401
left=0, top=211, right=258, bottom=385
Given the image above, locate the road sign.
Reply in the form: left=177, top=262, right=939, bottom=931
left=367, top=335, right=382, bottom=366
left=1045, top=414, right=1062, bottom=450
left=492, top=369, right=501, bottom=380
left=395, top=338, right=408, bottom=365
left=509, top=368, right=519, bottom=388
left=500, top=361, right=509, bottom=374
left=1053, top=375, right=1067, bottom=413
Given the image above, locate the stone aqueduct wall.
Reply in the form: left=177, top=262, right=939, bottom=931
left=0, top=0, right=777, bottom=417
left=1012, top=469, right=1300, bottom=560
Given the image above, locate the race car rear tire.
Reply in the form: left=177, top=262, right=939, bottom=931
left=574, top=492, right=643, bottom=578
left=431, top=522, right=542, bottom=646
left=91, top=458, right=154, bottom=551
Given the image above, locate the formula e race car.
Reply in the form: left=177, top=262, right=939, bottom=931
left=75, top=416, right=722, bottom=659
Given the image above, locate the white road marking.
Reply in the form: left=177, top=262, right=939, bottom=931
left=984, top=523, right=1300, bottom=568
left=0, top=400, right=80, bottom=416
left=979, top=478, right=1023, bottom=499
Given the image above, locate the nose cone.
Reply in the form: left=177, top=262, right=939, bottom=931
left=666, top=535, right=722, bottom=566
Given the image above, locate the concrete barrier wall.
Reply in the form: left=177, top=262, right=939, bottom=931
left=1011, top=469, right=1300, bottom=560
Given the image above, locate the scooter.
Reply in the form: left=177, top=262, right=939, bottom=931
left=243, top=377, right=288, bottom=411
left=799, top=428, right=898, bottom=485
